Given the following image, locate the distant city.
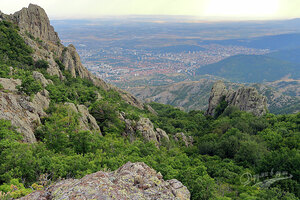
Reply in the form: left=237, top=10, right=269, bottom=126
left=69, top=44, right=269, bottom=84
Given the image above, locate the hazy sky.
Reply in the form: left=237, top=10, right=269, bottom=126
left=1, top=0, right=300, bottom=20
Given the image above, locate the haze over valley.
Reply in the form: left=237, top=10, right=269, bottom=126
left=52, top=17, right=300, bottom=113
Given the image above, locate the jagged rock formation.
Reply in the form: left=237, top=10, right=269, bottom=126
left=19, top=162, right=190, bottom=200
left=3, top=4, right=145, bottom=110
left=64, top=103, right=101, bottom=134
left=32, top=71, right=53, bottom=87
left=120, top=113, right=169, bottom=146
left=10, top=4, right=60, bottom=43
left=0, top=78, right=49, bottom=142
left=135, top=117, right=169, bottom=145
left=207, top=81, right=267, bottom=116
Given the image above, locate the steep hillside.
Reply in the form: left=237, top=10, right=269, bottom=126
left=0, top=5, right=299, bottom=200
left=195, top=54, right=300, bottom=83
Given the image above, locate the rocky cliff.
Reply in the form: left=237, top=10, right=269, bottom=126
left=207, top=81, right=267, bottom=116
left=4, top=4, right=144, bottom=109
left=0, top=4, right=148, bottom=142
left=19, top=162, right=190, bottom=200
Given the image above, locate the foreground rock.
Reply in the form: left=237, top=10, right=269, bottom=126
left=19, top=162, right=190, bottom=200
left=207, top=81, right=267, bottom=116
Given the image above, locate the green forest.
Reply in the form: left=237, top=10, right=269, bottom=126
left=0, top=21, right=299, bottom=200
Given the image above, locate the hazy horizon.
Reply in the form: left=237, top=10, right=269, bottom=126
left=1, top=0, right=300, bottom=21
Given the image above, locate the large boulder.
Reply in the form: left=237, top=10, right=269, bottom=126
left=207, top=81, right=267, bottom=116
left=19, top=162, right=190, bottom=200
left=136, top=117, right=169, bottom=146
left=64, top=103, right=101, bottom=134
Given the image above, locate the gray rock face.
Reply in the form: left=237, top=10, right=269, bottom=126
left=19, top=162, right=190, bottom=200
left=8, top=4, right=145, bottom=110
left=136, top=118, right=169, bottom=146
left=0, top=78, right=21, bottom=92
left=11, top=4, right=60, bottom=43
left=0, top=78, right=50, bottom=143
left=64, top=103, right=101, bottom=134
left=207, top=81, right=267, bottom=116
left=32, top=71, right=53, bottom=87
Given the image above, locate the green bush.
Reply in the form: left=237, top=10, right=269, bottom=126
left=35, top=60, right=49, bottom=69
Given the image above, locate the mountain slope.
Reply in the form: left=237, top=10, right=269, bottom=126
left=195, top=54, right=300, bottom=83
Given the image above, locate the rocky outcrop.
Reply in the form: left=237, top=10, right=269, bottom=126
left=174, top=133, right=193, bottom=147
left=119, top=112, right=169, bottom=145
left=10, top=4, right=60, bottom=43
left=64, top=103, right=101, bottom=134
left=32, top=71, right=53, bottom=87
left=7, top=4, right=145, bottom=110
left=207, top=81, right=267, bottom=116
left=19, top=162, right=190, bottom=200
left=0, top=78, right=50, bottom=143
left=136, top=118, right=169, bottom=145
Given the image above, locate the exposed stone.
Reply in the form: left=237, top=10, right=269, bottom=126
left=0, top=78, right=51, bottom=142
left=64, top=103, right=101, bottom=134
left=0, top=78, right=21, bottom=92
left=19, top=162, right=190, bottom=200
left=156, top=128, right=170, bottom=142
left=174, top=132, right=193, bottom=147
left=136, top=117, right=157, bottom=142
left=207, top=81, right=267, bottom=116
left=6, top=4, right=147, bottom=110
left=32, top=71, right=53, bottom=87
left=10, top=4, right=60, bottom=44
left=206, top=80, right=229, bottom=116
left=136, top=118, right=169, bottom=146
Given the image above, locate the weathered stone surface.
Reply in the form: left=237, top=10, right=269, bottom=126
left=207, top=81, right=267, bottom=116
left=32, top=89, right=50, bottom=117
left=136, top=118, right=169, bottom=145
left=156, top=128, right=170, bottom=142
left=9, top=4, right=145, bottom=110
left=64, top=103, right=101, bottom=134
left=19, top=162, right=190, bottom=200
left=11, top=4, right=60, bottom=43
left=206, top=80, right=229, bottom=116
left=0, top=78, right=51, bottom=143
left=0, top=78, right=21, bottom=92
left=32, top=71, right=53, bottom=87
left=174, top=132, right=193, bottom=147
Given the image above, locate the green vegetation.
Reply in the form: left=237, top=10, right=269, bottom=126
left=0, top=21, right=33, bottom=67
left=0, top=19, right=299, bottom=200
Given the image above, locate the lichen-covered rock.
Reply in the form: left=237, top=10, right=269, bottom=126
left=19, top=162, right=190, bottom=200
left=136, top=117, right=169, bottom=146
left=64, top=103, right=101, bottom=134
left=207, top=81, right=267, bottom=116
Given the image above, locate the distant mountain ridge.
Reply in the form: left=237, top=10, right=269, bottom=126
left=195, top=54, right=300, bottom=83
